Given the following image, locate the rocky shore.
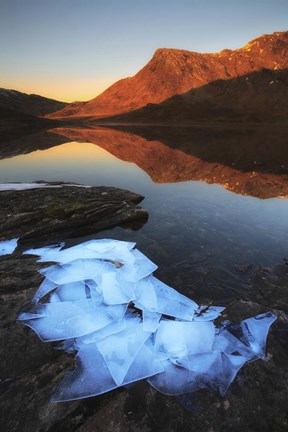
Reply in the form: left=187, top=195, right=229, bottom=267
left=0, top=184, right=288, bottom=432
left=0, top=183, right=148, bottom=244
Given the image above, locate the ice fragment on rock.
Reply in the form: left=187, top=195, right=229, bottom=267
left=52, top=342, right=163, bottom=402
left=150, top=276, right=198, bottom=320
left=155, top=321, right=215, bottom=359
left=19, top=300, right=115, bottom=341
left=75, top=318, right=127, bottom=348
left=101, top=272, right=132, bottom=305
left=56, top=281, right=87, bottom=302
left=241, top=312, right=277, bottom=359
left=18, top=238, right=277, bottom=404
left=118, top=249, right=158, bottom=282
left=52, top=343, right=118, bottom=401
left=23, top=244, right=64, bottom=262
left=142, top=310, right=161, bottom=332
left=40, top=259, right=115, bottom=285
left=96, top=318, right=151, bottom=385
left=33, top=278, right=57, bottom=303
left=25, top=239, right=136, bottom=265
left=0, top=238, right=18, bottom=256
left=134, top=277, right=158, bottom=311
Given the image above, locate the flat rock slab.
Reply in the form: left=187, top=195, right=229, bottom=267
left=0, top=184, right=148, bottom=243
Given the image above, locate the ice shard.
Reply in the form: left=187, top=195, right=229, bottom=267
left=96, top=318, right=151, bottom=385
left=18, top=238, right=276, bottom=404
left=19, top=300, right=115, bottom=341
left=0, top=238, right=18, bottom=256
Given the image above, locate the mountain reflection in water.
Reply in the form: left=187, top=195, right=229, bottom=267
left=0, top=124, right=287, bottom=304
left=1, top=124, right=287, bottom=199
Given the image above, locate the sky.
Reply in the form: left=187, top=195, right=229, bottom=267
left=1, top=0, right=287, bottom=102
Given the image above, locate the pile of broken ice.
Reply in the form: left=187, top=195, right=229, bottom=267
left=17, top=239, right=276, bottom=402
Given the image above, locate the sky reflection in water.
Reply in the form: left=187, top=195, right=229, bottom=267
left=1, top=139, right=288, bottom=303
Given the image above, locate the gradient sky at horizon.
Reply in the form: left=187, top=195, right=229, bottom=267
left=1, top=0, right=287, bottom=102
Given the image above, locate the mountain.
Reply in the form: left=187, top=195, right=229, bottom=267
left=0, top=88, right=68, bottom=116
left=48, top=31, right=288, bottom=119
left=0, top=106, right=58, bottom=142
left=100, top=68, right=288, bottom=124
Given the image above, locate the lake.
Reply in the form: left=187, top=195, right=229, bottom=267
left=1, top=124, right=288, bottom=305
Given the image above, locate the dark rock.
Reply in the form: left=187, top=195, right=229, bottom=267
left=0, top=184, right=148, bottom=244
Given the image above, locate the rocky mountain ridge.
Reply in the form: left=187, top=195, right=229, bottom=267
left=102, top=68, right=288, bottom=124
left=48, top=31, right=288, bottom=118
left=0, top=88, right=67, bottom=117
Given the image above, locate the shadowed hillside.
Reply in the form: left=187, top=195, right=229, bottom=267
left=0, top=89, right=67, bottom=116
left=0, top=107, right=58, bottom=141
left=96, top=69, right=288, bottom=124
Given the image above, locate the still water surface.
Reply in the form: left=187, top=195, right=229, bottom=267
left=1, top=139, right=288, bottom=304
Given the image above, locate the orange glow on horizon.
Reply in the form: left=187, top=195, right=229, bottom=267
left=0, top=78, right=117, bottom=103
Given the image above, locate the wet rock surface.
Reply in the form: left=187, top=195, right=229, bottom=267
left=0, top=184, right=148, bottom=244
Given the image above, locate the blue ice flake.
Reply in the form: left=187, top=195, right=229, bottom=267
left=52, top=343, right=117, bottom=401
left=213, top=328, right=257, bottom=359
left=134, top=277, right=158, bottom=311
left=0, top=238, right=19, bottom=256
left=52, top=342, right=163, bottom=402
left=149, top=276, right=198, bottom=320
left=142, top=310, right=161, bottom=332
left=17, top=303, right=47, bottom=321
left=148, top=352, right=221, bottom=395
left=217, top=353, right=249, bottom=396
left=18, top=300, right=115, bottom=342
left=215, top=312, right=277, bottom=360
left=117, top=249, right=158, bottom=282
left=56, top=281, right=87, bottom=302
left=155, top=320, right=215, bottom=360
left=101, top=272, right=133, bottom=305
left=33, top=277, right=57, bottom=303
left=75, top=318, right=127, bottom=349
left=96, top=318, right=152, bottom=385
left=40, top=259, right=115, bottom=285
left=23, top=243, right=64, bottom=262
left=105, top=304, right=128, bottom=320
left=241, top=312, right=277, bottom=359
left=148, top=358, right=193, bottom=395
left=24, top=239, right=136, bottom=264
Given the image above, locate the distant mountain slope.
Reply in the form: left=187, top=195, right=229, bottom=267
left=0, top=106, right=57, bottom=142
left=101, top=68, right=288, bottom=124
left=0, top=88, right=68, bottom=116
left=48, top=31, right=288, bottom=118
